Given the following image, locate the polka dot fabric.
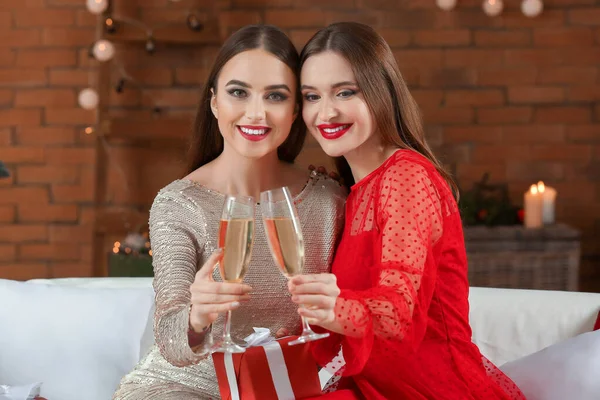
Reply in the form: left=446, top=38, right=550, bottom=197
left=312, top=150, right=525, bottom=400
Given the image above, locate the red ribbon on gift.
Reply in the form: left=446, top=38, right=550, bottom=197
left=213, top=336, right=322, bottom=400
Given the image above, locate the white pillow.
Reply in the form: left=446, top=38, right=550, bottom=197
left=500, top=330, right=600, bottom=400
left=0, top=279, right=155, bottom=400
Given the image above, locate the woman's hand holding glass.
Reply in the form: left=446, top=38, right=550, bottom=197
left=189, top=249, right=252, bottom=334
left=288, top=273, right=341, bottom=333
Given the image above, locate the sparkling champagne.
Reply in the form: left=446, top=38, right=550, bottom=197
left=218, top=219, right=253, bottom=283
left=264, top=217, right=304, bottom=278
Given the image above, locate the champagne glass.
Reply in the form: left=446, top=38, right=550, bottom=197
left=213, top=194, right=255, bottom=353
left=260, top=187, right=330, bottom=346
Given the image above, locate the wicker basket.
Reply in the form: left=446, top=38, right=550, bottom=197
left=464, top=224, right=581, bottom=291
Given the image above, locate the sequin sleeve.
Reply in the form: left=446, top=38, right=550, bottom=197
left=330, top=160, right=444, bottom=375
left=149, top=188, right=208, bottom=367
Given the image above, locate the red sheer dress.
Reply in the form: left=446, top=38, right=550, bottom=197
left=313, top=150, right=526, bottom=400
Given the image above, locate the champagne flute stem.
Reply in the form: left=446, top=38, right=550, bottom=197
left=223, top=310, right=233, bottom=343
left=301, top=315, right=314, bottom=334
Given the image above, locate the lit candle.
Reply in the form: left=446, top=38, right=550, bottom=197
left=537, top=181, right=557, bottom=225
left=524, top=184, right=543, bottom=228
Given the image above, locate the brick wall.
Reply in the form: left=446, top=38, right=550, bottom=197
left=0, top=0, right=599, bottom=288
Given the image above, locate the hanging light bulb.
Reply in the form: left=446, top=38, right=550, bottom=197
left=521, top=0, right=543, bottom=17
left=84, top=126, right=95, bottom=135
left=86, top=0, right=108, bottom=15
left=78, top=88, right=99, bottom=110
left=145, top=37, right=156, bottom=54
left=115, top=78, right=125, bottom=93
left=482, top=0, right=503, bottom=16
left=104, top=17, right=117, bottom=34
left=436, top=0, right=457, bottom=11
left=92, top=39, right=115, bottom=61
left=186, top=13, right=203, bottom=31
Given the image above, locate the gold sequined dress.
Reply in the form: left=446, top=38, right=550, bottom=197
left=113, top=171, right=346, bottom=399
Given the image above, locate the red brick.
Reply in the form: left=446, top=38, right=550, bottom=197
left=502, top=125, right=565, bottom=143
left=17, top=127, right=76, bottom=145
left=0, top=147, right=44, bottom=163
left=382, top=10, right=435, bottom=29
left=478, top=67, right=537, bottom=86
left=472, top=145, right=532, bottom=163
left=537, top=66, right=597, bottom=84
left=444, top=50, right=503, bottom=67
left=503, top=10, right=566, bottom=28
left=530, top=144, right=592, bottom=161
left=568, top=86, right=600, bottom=102
left=18, top=166, right=79, bottom=184
left=0, top=49, right=15, bottom=66
left=218, top=11, right=262, bottom=31
left=445, top=90, right=504, bottom=107
left=0, top=128, right=11, bottom=146
left=474, top=31, right=531, bottom=47
left=456, top=163, right=506, bottom=186
left=46, top=148, right=95, bottom=165
left=0, top=109, right=41, bottom=127
left=0, top=89, right=13, bottom=106
left=0, top=224, right=47, bottom=242
left=504, top=49, right=561, bottom=66
left=0, top=12, right=11, bottom=28
left=142, top=89, right=198, bottom=108
left=129, top=68, right=174, bottom=86
left=15, top=10, right=76, bottom=27
left=0, top=206, right=14, bottom=222
left=42, top=28, right=95, bottom=47
left=0, top=29, right=41, bottom=47
left=0, top=69, right=46, bottom=86
left=409, top=90, right=444, bottom=108
left=508, top=87, right=565, bottom=104
left=325, top=11, right=383, bottom=27
left=560, top=47, right=600, bottom=65
left=395, top=50, right=442, bottom=68
left=174, top=67, right=209, bottom=85
left=20, top=244, right=80, bottom=261
left=49, top=225, right=93, bottom=243
left=232, top=0, right=291, bottom=6
left=506, top=162, right=565, bottom=183
left=49, top=69, right=89, bottom=86
left=0, top=0, right=45, bottom=9
left=422, top=107, right=474, bottom=125
left=477, top=107, right=533, bottom=124
left=0, top=245, right=16, bottom=262
left=264, top=10, right=326, bottom=28
left=568, top=8, right=600, bottom=25
left=52, top=182, right=94, bottom=202
left=18, top=204, right=78, bottom=222
left=534, top=28, right=594, bottom=47
left=109, top=88, right=141, bottom=107
left=535, top=106, right=591, bottom=123
left=16, top=49, right=77, bottom=68
left=413, top=30, right=471, bottom=47
left=76, top=10, right=97, bottom=27
left=15, top=89, right=76, bottom=107
left=290, top=29, right=319, bottom=49
left=567, top=125, right=600, bottom=143
left=0, top=263, right=49, bottom=281
left=51, top=262, right=93, bottom=278
left=0, top=187, right=49, bottom=205
left=45, top=108, right=96, bottom=125
left=443, top=126, right=503, bottom=144
left=379, top=29, right=411, bottom=47
left=419, top=68, right=477, bottom=88
left=436, top=9, right=503, bottom=29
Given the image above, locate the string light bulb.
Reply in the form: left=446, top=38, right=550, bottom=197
left=186, top=14, right=203, bottom=31
left=104, top=17, right=117, bottom=34
left=86, top=0, right=108, bottom=15
left=78, top=88, right=99, bottom=110
left=436, top=0, right=457, bottom=11
left=521, top=0, right=543, bottom=17
left=92, top=39, right=115, bottom=61
left=482, top=0, right=503, bottom=16
left=145, top=37, right=156, bottom=54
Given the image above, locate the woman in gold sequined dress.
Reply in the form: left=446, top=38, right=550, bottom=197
left=112, top=25, right=346, bottom=399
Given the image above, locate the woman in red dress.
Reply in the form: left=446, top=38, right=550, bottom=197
left=290, top=22, right=526, bottom=400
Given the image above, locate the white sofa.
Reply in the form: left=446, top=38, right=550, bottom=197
left=1, top=277, right=599, bottom=400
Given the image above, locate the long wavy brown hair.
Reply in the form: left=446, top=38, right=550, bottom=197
left=186, top=25, right=305, bottom=174
left=300, top=22, right=458, bottom=198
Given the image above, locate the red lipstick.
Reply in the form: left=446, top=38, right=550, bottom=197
left=317, top=123, right=352, bottom=140
left=237, top=125, right=271, bottom=142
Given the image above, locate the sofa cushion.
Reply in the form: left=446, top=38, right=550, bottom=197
left=500, top=330, right=600, bottom=400
left=0, top=279, right=154, bottom=400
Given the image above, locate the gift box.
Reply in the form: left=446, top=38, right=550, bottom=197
left=212, top=329, right=322, bottom=400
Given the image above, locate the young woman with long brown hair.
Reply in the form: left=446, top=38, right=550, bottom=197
left=289, top=22, right=526, bottom=399
left=113, top=24, right=345, bottom=399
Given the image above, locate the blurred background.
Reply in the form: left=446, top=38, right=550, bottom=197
left=0, top=0, right=598, bottom=292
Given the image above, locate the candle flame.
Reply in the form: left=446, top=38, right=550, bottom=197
left=537, top=181, right=545, bottom=193
left=530, top=184, right=538, bottom=195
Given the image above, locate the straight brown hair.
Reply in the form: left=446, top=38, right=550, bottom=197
left=300, top=22, right=458, bottom=198
left=187, top=25, right=305, bottom=174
